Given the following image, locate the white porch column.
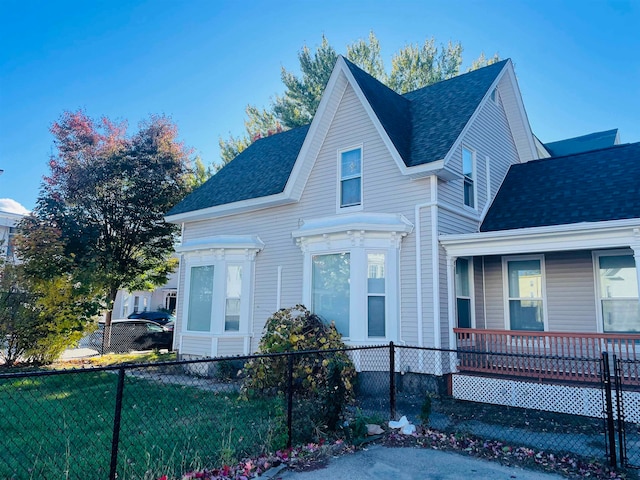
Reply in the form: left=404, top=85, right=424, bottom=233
left=633, top=229, right=640, bottom=303
left=446, top=255, right=457, bottom=350
left=446, top=254, right=459, bottom=374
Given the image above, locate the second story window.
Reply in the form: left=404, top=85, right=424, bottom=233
left=340, top=147, right=362, bottom=208
left=462, top=147, right=475, bottom=208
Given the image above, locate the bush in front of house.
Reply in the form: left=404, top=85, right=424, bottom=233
left=242, top=305, right=356, bottom=435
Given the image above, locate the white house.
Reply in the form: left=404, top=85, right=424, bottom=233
left=165, top=54, right=640, bottom=389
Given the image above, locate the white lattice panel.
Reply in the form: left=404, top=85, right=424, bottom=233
left=453, top=374, right=640, bottom=423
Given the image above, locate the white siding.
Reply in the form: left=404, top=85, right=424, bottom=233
left=545, top=251, right=598, bottom=332
left=480, top=251, right=599, bottom=333
left=439, top=79, right=519, bottom=214
left=178, top=83, right=431, bottom=356
left=437, top=90, right=520, bottom=346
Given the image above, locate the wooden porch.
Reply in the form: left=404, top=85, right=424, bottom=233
left=454, top=328, right=640, bottom=385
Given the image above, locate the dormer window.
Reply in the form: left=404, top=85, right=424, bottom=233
left=462, top=146, right=475, bottom=208
left=339, top=147, right=362, bottom=208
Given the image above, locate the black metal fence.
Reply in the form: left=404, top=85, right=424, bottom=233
left=0, top=344, right=635, bottom=479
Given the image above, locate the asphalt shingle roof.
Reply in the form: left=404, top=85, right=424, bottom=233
left=544, top=129, right=618, bottom=157
left=169, top=58, right=508, bottom=216
left=480, top=142, right=640, bottom=232
left=167, top=125, right=309, bottom=216
left=404, top=60, right=508, bottom=166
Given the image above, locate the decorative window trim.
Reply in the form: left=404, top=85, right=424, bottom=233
left=294, top=213, right=413, bottom=344
left=501, top=254, right=548, bottom=332
left=180, top=236, right=263, bottom=336
left=337, top=144, right=364, bottom=212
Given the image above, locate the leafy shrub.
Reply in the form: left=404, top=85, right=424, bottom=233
left=242, top=305, right=356, bottom=435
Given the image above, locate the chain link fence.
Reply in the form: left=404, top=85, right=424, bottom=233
left=1, top=344, right=632, bottom=479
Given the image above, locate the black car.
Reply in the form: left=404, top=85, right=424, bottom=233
left=128, top=311, right=175, bottom=327
left=88, top=319, right=174, bottom=353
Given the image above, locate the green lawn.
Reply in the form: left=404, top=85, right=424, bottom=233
left=0, top=369, right=285, bottom=480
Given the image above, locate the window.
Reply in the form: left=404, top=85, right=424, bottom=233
left=294, top=213, right=412, bottom=343
left=505, top=257, right=545, bottom=331
left=225, top=265, right=242, bottom=332
left=312, top=253, right=351, bottom=336
left=367, top=253, right=386, bottom=337
left=462, top=147, right=475, bottom=208
left=187, top=265, right=215, bottom=332
left=597, top=253, right=640, bottom=333
left=490, top=88, right=497, bottom=103
left=164, top=291, right=177, bottom=313
left=340, top=148, right=362, bottom=208
left=455, top=258, right=472, bottom=328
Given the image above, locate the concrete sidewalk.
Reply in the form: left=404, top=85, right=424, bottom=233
left=275, top=445, right=564, bottom=480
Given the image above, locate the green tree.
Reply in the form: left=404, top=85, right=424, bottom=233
left=219, top=32, right=498, bottom=163
left=187, top=155, right=215, bottom=189
left=18, top=110, right=192, bottom=342
left=387, top=39, right=463, bottom=93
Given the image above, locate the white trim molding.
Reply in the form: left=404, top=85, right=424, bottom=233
left=440, top=218, right=640, bottom=258
left=293, top=212, right=413, bottom=344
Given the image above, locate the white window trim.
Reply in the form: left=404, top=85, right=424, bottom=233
left=366, top=251, right=388, bottom=339
left=502, top=254, right=548, bottom=332
left=295, top=214, right=412, bottom=344
left=224, top=263, right=243, bottom=333
left=337, top=144, right=364, bottom=213
left=462, top=145, right=477, bottom=211
left=180, top=241, right=262, bottom=338
left=593, top=249, right=638, bottom=334
left=455, top=257, right=476, bottom=329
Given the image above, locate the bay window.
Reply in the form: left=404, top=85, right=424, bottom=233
left=294, top=212, right=413, bottom=343
left=187, top=265, right=215, bottom=332
left=312, top=253, right=351, bottom=336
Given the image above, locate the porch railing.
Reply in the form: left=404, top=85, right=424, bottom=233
left=454, top=328, right=640, bottom=384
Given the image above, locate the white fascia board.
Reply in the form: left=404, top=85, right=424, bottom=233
left=336, top=57, right=409, bottom=173
left=502, top=61, right=538, bottom=162
left=292, top=212, right=414, bottom=239
left=283, top=59, right=347, bottom=201
left=164, top=193, right=295, bottom=224
left=440, top=218, right=640, bottom=257
left=177, top=235, right=265, bottom=253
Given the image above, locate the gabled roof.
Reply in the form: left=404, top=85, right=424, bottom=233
left=480, top=142, right=640, bottom=232
left=544, top=129, right=619, bottom=157
left=168, top=58, right=513, bottom=219
left=404, top=60, right=509, bottom=166
left=167, top=125, right=309, bottom=216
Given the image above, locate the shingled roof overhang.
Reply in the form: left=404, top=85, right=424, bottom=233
left=167, top=58, right=515, bottom=221
left=481, top=143, right=640, bottom=232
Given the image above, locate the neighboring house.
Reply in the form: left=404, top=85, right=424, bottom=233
left=165, top=57, right=540, bottom=359
left=0, top=209, right=24, bottom=263
left=111, top=266, right=178, bottom=319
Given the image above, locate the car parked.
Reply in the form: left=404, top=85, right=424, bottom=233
left=127, top=311, right=175, bottom=329
left=88, top=319, right=174, bottom=353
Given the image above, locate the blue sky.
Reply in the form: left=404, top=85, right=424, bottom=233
left=1, top=0, right=638, bottom=212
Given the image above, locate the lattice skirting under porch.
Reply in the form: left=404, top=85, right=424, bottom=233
left=452, top=374, right=640, bottom=423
